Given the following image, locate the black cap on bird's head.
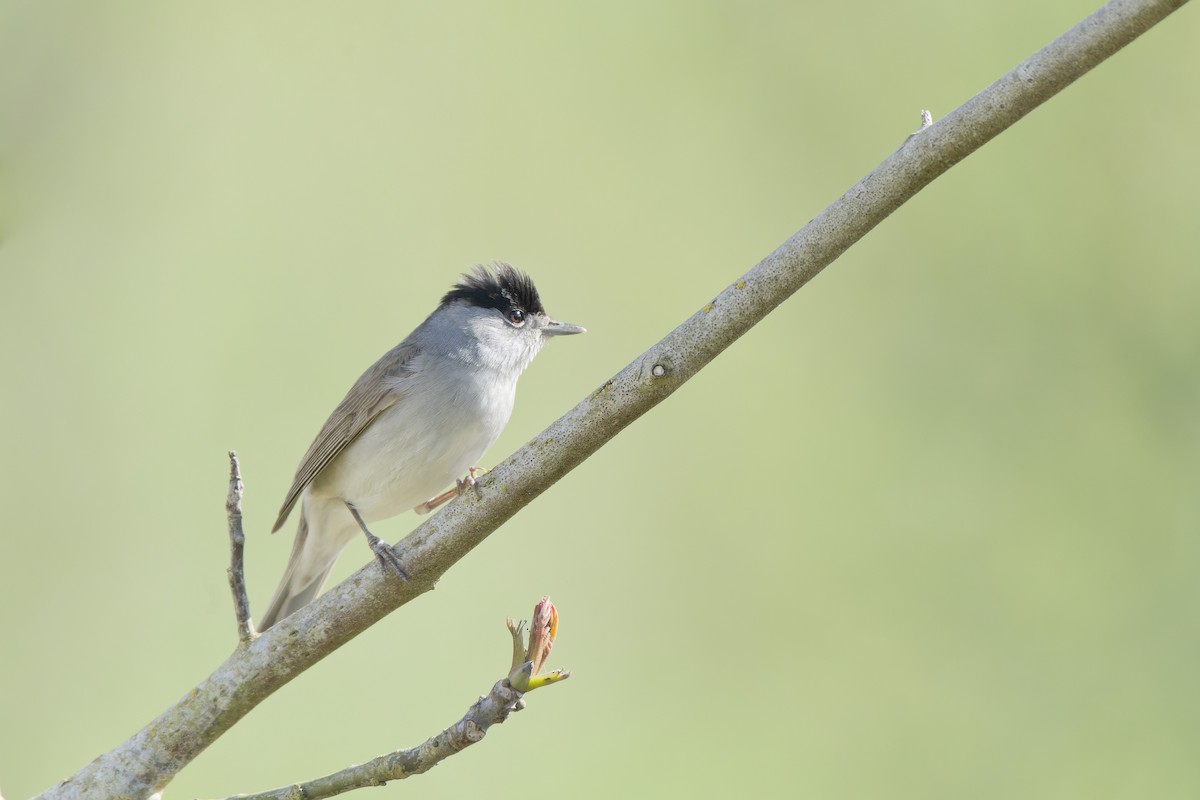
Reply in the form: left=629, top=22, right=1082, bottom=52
left=442, top=262, right=545, bottom=318
left=441, top=261, right=585, bottom=339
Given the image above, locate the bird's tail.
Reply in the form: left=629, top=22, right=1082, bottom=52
left=258, top=515, right=337, bottom=630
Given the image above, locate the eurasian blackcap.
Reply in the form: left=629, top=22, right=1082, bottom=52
left=259, top=263, right=584, bottom=629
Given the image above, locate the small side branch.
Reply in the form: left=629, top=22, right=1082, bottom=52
left=224, top=597, right=568, bottom=800
left=225, top=451, right=254, bottom=645
left=226, top=679, right=525, bottom=800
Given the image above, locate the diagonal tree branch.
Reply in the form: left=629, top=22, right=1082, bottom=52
left=32, top=0, right=1189, bottom=797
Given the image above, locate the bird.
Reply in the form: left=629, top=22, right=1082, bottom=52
left=258, top=262, right=584, bottom=629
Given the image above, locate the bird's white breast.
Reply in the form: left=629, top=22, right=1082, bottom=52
left=310, top=354, right=517, bottom=523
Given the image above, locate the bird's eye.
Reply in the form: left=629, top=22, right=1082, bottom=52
left=507, top=308, right=526, bottom=325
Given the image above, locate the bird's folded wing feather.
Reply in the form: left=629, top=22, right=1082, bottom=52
left=271, top=341, right=420, bottom=532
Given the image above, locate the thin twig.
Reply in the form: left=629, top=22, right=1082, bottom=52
left=225, top=679, right=525, bottom=800
left=225, top=451, right=254, bottom=645
left=225, top=598, right=566, bottom=800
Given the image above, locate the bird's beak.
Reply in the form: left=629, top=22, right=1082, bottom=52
left=542, top=319, right=586, bottom=336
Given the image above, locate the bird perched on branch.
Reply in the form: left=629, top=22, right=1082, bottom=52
left=259, top=263, right=584, bottom=629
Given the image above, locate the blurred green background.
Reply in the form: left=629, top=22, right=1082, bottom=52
left=1, top=2, right=1197, bottom=798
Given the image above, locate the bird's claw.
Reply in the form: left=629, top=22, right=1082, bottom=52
left=345, top=500, right=408, bottom=580
left=414, top=467, right=490, bottom=514
left=458, top=466, right=488, bottom=500
left=365, top=531, right=408, bottom=581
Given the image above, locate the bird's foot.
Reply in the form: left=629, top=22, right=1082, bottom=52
left=364, top=530, right=408, bottom=580
left=345, top=500, right=407, bottom=580
left=412, top=466, right=490, bottom=514
left=458, top=466, right=488, bottom=500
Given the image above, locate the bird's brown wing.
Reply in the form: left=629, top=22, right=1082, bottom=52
left=271, top=340, right=420, bottom=532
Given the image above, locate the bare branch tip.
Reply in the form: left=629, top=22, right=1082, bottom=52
left=902, top=109, right=936, bottom=147
left=225, top=451, right=254, bottom=644
left=226, top=451, right=244, bottom=511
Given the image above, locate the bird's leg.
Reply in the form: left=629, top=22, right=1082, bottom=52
left=412, top=467, right=489, bottom=515
left=344, top=501, right=407, bottom=580
left=463, top=466, right=487, bottom=499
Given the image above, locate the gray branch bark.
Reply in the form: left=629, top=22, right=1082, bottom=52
left=32, top=0, right=1189, bottom=797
